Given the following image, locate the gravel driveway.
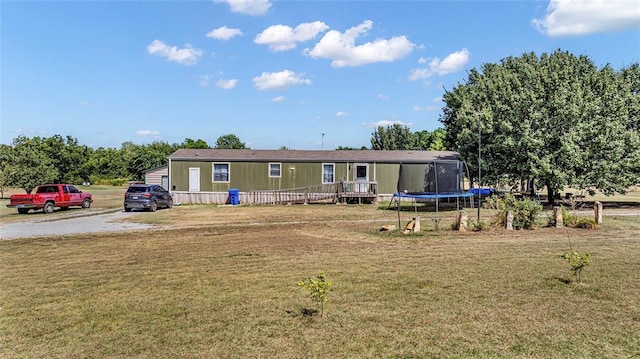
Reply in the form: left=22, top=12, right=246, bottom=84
left=0, top=210, right=158, bottom=240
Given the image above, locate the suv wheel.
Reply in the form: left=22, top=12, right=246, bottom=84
left=149, top=200, right=157, bottom=212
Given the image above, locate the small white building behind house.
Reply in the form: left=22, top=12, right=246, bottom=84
left=144, top=165, right=169, bottom=189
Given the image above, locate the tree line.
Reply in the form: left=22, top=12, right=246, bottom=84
left=0, top=134, right=246, bottom=193
left=0, top=127, right=445, bottom=194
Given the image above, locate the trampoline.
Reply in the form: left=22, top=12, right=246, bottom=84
left=391, top=161, right=475, bottom=213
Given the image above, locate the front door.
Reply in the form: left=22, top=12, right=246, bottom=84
left=188, top=168, right=200, bottom=192
left=354, top=163, right=369, bottom=192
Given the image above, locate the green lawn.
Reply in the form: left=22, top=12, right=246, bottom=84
left=1, top=203, right=639, bottom=358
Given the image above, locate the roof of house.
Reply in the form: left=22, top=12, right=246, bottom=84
left=143, top=165, right=168, bottom=173
left=168, top=149, right=460, bottom=163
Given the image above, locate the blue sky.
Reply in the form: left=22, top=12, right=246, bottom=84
left=2, top=0, right=639, bottom=150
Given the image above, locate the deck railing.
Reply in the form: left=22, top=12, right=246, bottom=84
left=173, top=180, right=379, bottom=205
left=249, top=181, right=378, bottom=205
left=337, top=181, right=378, bottom=198
left=248, top=183, right=339, bottom=205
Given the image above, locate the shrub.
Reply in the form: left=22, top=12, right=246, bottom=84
left=88, top=175, right=129, bottom=186
left=484, top=193, right=542, bottom=229
left=574, top=217, right=598, bottom=229
left=558, top=207, right=599, bottom=229
left=469, top=219, right=489, bottom=232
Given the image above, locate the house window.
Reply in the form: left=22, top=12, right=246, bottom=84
left=322, top=163, right=335, bottom=184
left=213, top=163, right=230, bottom=182
left=269, top=163, right=281, bottom=178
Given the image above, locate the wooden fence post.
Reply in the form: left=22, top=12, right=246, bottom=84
left=554, top=206, right=563, bottom=228
left=458, top=211, right=468, bottom=232
left=594, top=201, right=603, bottom=224
left=506, top=211, right=514, bottom=230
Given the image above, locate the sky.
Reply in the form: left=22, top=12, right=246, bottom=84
left=2, top=0, right=639, bottom=150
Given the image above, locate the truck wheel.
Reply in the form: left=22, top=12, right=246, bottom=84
left=82, top=198, right=91, bottom=209
left=17, top=208, right=29, bottom=214
left=124, top=207, right=132, bottom=212
left=149, top=200, right=157, bottom=212
left=43, top=202, right=55, bottom=214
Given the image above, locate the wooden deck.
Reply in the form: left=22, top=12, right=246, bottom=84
left=337, top=181, right=378, bottom=204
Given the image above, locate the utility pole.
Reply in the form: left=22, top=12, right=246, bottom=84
left=477, top=115, right=481, bottom=223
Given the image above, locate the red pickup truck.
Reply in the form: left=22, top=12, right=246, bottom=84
left=7, top=184, right=93, bottom=214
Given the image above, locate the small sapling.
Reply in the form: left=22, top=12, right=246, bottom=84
left=298, top=270, right=333, bottom=317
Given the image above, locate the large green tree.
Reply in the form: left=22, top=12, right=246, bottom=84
left=414, top=128, right=447, bottom=151
left=620, top=63, right=640, bottom=132
left=43, top=135, right=93, bottom=183
left=85, top=146, right=129, bottom=180
left=0, top=144, right=12, bottom=198
left=120, top=141, right=177, bottom=181
left=5, top=136, right=58, bottom=193
left=370, top=124, right=447, bottom=151
left=215, top=134, right=247, bottom=149
left=440, top=50, right=640, bottom=203
left=370, top=124, right=415, bottom=150
left=181, top=138, right=210, bottom=149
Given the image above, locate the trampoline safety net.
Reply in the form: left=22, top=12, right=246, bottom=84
left=397, top=161, right=465, bottom=194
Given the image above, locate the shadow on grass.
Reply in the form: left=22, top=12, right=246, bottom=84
left=286, top=308, right=319, bottom=317
left=543, top=276, right=571, bottom=287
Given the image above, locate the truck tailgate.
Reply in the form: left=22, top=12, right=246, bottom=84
left=9, top=195, right=35, bottom=205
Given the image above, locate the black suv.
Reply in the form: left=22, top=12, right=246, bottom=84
left=124, top=184, right=173, bottom=212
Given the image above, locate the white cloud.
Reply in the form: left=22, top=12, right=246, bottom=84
left=335, top=111, right=348, bottom=117
left=377, top=94, right=390, bottom=100
left=255, top=21, right=329, bottom=51
left=216, top=79, right=238, bottom=89
left=364, top=120, right=412, bottom=128
left=305, top=20, right=415, bottom=67
left=271, top=96, right=286, bottom=102
left=147, top=40, right=203, bottom=66
left=136, top=130, right=160, bottom=137
left=252, top=70, right=311, bottom=91
left=532, top=0, right=640, bottom=36
left=408, top=48, right=470, bottom=81
left=432, top=96, right=443, bottom=102
left=196, top=75, right=213, bottom=87
left=214, top=0, right=271, bottom=16
left=206, top=26, right=243, bottom=40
